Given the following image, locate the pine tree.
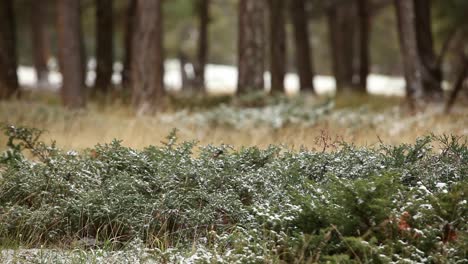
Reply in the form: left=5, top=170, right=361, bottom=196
left=130, top=0, right=165, bottom=113
left=237, top=0, right=266, bottom=94
left=31, top=0, right=50, bottom=87
left=290, top=0, right=315, bottom=93
left=94, top=0, right=114, bottom=94
left=268, top=0, right=286, bottom=93
left=57, top=0, right=86, bottom=108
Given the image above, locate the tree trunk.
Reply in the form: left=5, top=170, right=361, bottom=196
left=237, top=0, right=266, bottom=94
left=79, top=3, right=86, bottom=87
left=122, top=0, right=136, bottom=89
left=394, top=0, right=424, bottom=106
left=445, top=54, right=467, bottom=113
left=130, top=0, right=164, bottom=113
left=268, top=0, right=286, bottom=94
left=327, top=3, right=357, bottom=91
left=57, top=0, right=86, bottom=108
left=413, top=0, right=443, bottom=99
left=94, top=0, right=114, bottom=94
left=327, top=7, right=340, bottom=91
left=179, top=50, right=192, bottom=90
left=31, top=0, right=50, bottom=87
left=290, top=0, right=315, bottom=93
left=0, top=0, right=19, bottom=99
left=193, top=0, right=209, bottom=92
left=357, top=0, right=370, bottom=92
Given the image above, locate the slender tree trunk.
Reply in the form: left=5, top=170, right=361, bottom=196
left=122, top=0, right=136, bottom=89
left=413, top=0, right=443, bottom=99
left=341, top=6, right=357, bottom=90
left=357, top=0, right=370, bottom=92
left=177, top=25, right=195, bottom=90
left=327, top=3, right=357, bottom=92
left=79, top=3, right=87, bottom=87
left=290, top=0, right=315, bottom=93
left=237, top=0, right=266, bottom=94
left=0, top=0, right=19, bottom=99
left=268, top=0, right=286, bottom=94
left=328, top=7, right=341, bottom=90
left=131, top=0, right=164, bottom=113
left=57, top=0, right=86, bottom=108
left=94, top=0, right=114, bottom=94
left=394, top=0, right=424, bottom=106
left=31, top=0, right=50, bottom=87
left=193, top=0, right=209, bottom=91
left=445, top=54, right=467, bottom=113
left=179, top=50, right=192, bottom=90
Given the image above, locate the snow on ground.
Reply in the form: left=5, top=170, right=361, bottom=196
left=18, top=59, right=406, bottom=96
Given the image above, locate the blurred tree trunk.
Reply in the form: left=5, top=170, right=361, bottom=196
left=57, top=0, right=86, bottom=108
left=177, top=25, right=195, bottom=90
left=31, top=0, right=50, bottom=87
left=268, top=0, right=286, bottom=94
left=237, top=0, right=265, bottom=95
left=94, top=0, right=114, bottom=94
left=130, top=0, right=164, bottom=113
left=178, top=50, right=192, bottom=90
left=193, top=0, right=209, bottom=92
left=290, top=0, right=315, bottom=93
left=394, top=0, right=424, bottom=106
left=357, top=0, right=370, bottom=92
left=414, top=0, right=443, bottom=99
left=79, top=3, right=86, bottom=87
left=445, top=54, right=467, bottom=113
left=0, top=0, right=19, bottom=99
left=327, top=3, right=357, bottom=92
left=122, top=0, right=136, bottom=89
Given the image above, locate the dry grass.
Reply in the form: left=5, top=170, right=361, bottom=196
left=1, top=91, right=467, bottom=151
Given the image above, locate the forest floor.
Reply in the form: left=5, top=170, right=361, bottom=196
left=0, top=91, right=467, bottom=263
left=0, top=90, right=467, bottom=151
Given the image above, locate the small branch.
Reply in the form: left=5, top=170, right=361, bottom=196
left=436, top=27, right=461, bottom=68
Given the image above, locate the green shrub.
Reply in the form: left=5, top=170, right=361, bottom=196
left=0, top=125, right=466, bottom=262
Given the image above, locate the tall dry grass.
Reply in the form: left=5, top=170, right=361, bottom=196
left=1, top=91, right=467, bottom=151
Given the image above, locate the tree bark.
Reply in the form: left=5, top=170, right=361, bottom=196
left=237, top=0, right=266, bottom=95
left=94, top=0, right=114, bottom=94
left=193, top=0, right=209, bottom=92
left=327, top=3, right=357, bottom=91
left=394, top=0, right=424, bottom=106
left=57, top=0, right=86, bottom=108
left=31, top=0, right=50, bottom=87
left=268, top=0, right=286, bottom=94
left=357, top=0, right=370, bottom=92
left=413, top=0, right=443, bottom=99
left=130, top=0, right=165, bottom=113
left=0, top=0, right=19, bottom=99
left=79, top=3, right=86, bottom=87
left=122, top=0, right=136, bottom=89
left=290, top=0, right=315, bottom=93
left=327, top=7, right=340, bottom=90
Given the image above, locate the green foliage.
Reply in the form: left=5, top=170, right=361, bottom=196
left=433, top=0, right=468, bottom=37
left=162, top=94, right=335, bottom=129
left=0, top=126, right=466, bottom=262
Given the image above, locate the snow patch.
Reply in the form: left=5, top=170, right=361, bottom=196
left=18, top=59, right=406, bottom=96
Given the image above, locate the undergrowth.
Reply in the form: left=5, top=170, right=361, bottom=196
left=0, top=125, right=466, bottom=263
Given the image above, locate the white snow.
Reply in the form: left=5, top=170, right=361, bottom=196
left=18, top=59, right=406, bottom=96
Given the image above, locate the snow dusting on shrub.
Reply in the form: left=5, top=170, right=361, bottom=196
left=0, top=126, right=466, bottom=263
